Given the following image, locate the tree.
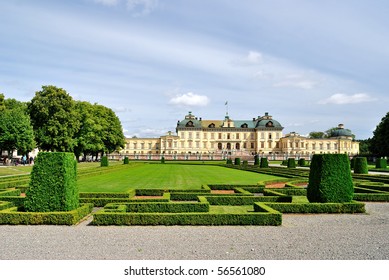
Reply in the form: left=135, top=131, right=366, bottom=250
left=308, top=131, right=325, bottom=139
left=370, top=112, right=389, bottom=157
left=28, top=85, right=80, bottom=152
left=0, top=104, right=35, bottom=158
left=0, top=93, right=5, bottom=111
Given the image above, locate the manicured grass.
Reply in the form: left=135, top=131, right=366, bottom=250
left=0, top=165, right=32, bottom=176
left=77, top=163, right=280, bottom=192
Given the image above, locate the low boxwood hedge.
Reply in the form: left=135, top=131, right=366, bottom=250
left=200, top=195, right=291, bottom=205
left=92, top=209, right=282, bottom=226
left=104, top=201, right=210, bottom=213
left=0, top=189, right=21, bottom=197
left=79, top=190, right=135, bottom=198
left=0, top=203, right=93, bottom=225
left=264, top=201, right=365, bottom=214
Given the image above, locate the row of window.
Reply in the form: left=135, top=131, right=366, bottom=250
left=180, top=132, right=280, bottom=140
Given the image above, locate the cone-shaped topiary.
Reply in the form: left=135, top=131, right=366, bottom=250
left=24, top=152, right=79, bottom=212
left=260, top=157, right=269, bottom=168
left=101, top=156, right=109, bottom=167
left=307, top=154, right=354, bottom=203
left=354, top=157, right=368, bottom=174
left=161, top=156, right=165, bottom=163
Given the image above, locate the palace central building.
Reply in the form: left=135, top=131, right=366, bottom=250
left=119, top=112, right=359, bottom=160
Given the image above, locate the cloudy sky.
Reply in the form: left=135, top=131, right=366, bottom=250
left=1, top=0, right=388, bottom=139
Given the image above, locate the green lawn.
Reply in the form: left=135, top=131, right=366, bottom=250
left=77, top=163, right=280, bottom=192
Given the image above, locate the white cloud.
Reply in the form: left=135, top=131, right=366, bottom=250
left=319, top=93, right=377, bottom=105
left=169, top=92, right=210, bottom=107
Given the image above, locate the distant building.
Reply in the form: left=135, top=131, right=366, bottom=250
left=115, top=112, right=359, bottom=160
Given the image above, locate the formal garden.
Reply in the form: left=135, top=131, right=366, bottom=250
left=0, top=153, right=389, bottom=226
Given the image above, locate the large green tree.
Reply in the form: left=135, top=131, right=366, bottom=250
left=0, top=100, right=35, bottom=158
left=28, top=85, right=80, bottom=152
left=73, top=101, right=125, bottom=159
left=370, top=112, right=389, bottom=157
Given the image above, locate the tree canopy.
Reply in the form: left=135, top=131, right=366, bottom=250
left=370, top=112, right=389, bottom=157
left=28, top=85, right=81, bottom=152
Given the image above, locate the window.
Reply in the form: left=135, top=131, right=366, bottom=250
left=180, top=132, right=185, bottom=138
left=236, top=143, right=240, bottom=150
left=186, top=121, right=194, bottom=127
left=261, top=142, right=264, bottom=148
left=269, top=133, right=272, bottom=139
left=218, top=133, right=222, bottom=139
left=211, top=133, right=214, bottom=139
left=327, top=143, right=331, bottom=150
left=196, top=132, right=200, bottom=139
left=227, top=133, right=230, bottom=139
left=236, top=133, right=239, bottom=139
left=250, top=143, right=255, bottom=149
left=188, top=132, right=192, bottom=139
left=241, top=123, right=248, bottom=128
left=218, top=143, right=222, bottom=150
left=227, top=143, right=231, bottom=150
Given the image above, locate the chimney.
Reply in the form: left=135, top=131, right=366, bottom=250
left=338, top=124, right=344, bottom=129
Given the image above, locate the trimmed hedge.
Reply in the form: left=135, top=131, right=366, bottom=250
left=200, top=195, right=291, bottom=205
left=24, top=152, right=79, bottom=212
left=287, top=158, right=296, bottom=168
left=0, top=189, right=21, bottom=197
left=376, top=158, right=387, bottom=169
left=123, top=156, right=129, bottom=164
left=0, top=203, right=93, bottom=225
left=101, top=156, right=109, bottom=167
left=298, top=158, right=306, bottom=167
left=234, top=158, right=241, bottom=165
left=79, top=190, right=135, bottom=198
left=307, top=154, right=354, bottom=203
left=260, top=157, right=269, bottom=168
left=104, top=201, right=210, bottom=213
left=92, top=208, right=282, bottom=226
left=254, top=155, right=260, bottom=166
left=0, top=201, right=13, bottom=211
left=264, top=201, right=365, bottom=214
left=354, top=157, right=368, bottom=174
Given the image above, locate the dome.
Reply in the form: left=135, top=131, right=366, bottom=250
left=330, top=124, right=353, bottom=138
left=255, top=112, right=283, bottom=129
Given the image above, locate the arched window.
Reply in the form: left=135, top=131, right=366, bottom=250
left=241, top=123, right=248, bottom=128
left=227, top=143, right=231, bottom=150
left=236, top=143, right=240, bottom=150
left=266, top=121, right=274, bottom=127
left=218, top=143, right=222, bottom=150
left=208, top=123, right=215, bottom=128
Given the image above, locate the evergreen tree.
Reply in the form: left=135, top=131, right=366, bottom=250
left=370, top=112, right=389, bottom=157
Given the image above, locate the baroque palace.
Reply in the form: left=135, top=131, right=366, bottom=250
left=117, top=111, right=359, bottom=160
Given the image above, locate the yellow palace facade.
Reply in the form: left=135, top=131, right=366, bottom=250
left=117, top=112, right=359, bottom=160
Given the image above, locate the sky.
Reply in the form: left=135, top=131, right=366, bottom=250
left=1, top=0, right=388, bottom=140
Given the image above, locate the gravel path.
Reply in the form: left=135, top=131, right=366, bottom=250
left=0, top=203, right=388, bottom=260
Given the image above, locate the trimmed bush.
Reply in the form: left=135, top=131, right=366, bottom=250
left=242, top=160, right=248, bottom=167
left=123, top=156, right=129, bottom=164
left=226, top=159, right=233, bottom=165
left=254, top=155, right=260, bottom=166
left=287, top=158, right=296, bottom=168
left=265, top=201, right=365, bottom=214
left=376, top=158, right=387, bottom=169
left=24, top=152, right=79, bottom=212
left=354, top=157, right=368, bottom=174
left=260, top=157, right=269, bottom=168
left=101, top=156, right=109, bottom=167
left=234, top=158, right=241, bottom=165
left=307, top=154, right=354, bottom=203
left=161, top=156, right=165, bottom=164
left=298, top=158, right=306, bottom=167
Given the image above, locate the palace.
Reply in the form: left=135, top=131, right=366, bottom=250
left=118, top=112, right=359, bottom=160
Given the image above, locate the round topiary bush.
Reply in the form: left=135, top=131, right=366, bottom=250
left=354, top=157, right=368, bottom=174
left=123, top=156, right=129, bottom=164
left=24, top=152, right=79, bottom=212
left=287, top=158, right=296, bottom=168
left=260, top=157, right=269, bottom=168
left=234, top=158, right=241, bottom=165
left=101, top=156, right=109, bottom=167
left=307, top=154, right=354, bottom=203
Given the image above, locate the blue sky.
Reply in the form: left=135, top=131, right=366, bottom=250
left=1, top=0, right=388, bottom=140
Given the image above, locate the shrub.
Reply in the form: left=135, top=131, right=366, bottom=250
left=260, top=157, right=269, bottom=168
left=123, top=157, right=129, bottom=164
left=226, top=159, right=233, bottom=165
left=354, top=157, right=368, bottom=174
left=298, top=158, right=306, bottom=167
left=376, top=158, right=387, bottom=169
left=287, top=158, right=296, bottom=168
left=307, top=154, right=354, bottom=203
left=350, top=157, right=356, bottom=169
left=161, top=156, right=165, bottom=164
left=24, top=152, right=79, bottom=212
left=254, top=155, right=260, bottom=166
left=234, top=158, right=241, bottom=165
left=101, top=156, right=109, bottom=167
left=242, top=160, right=248, bottom=167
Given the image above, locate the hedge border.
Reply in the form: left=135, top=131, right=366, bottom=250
left=0, top=203, right=93, bottom=225
left=264, top=201, right=365, bottom=214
